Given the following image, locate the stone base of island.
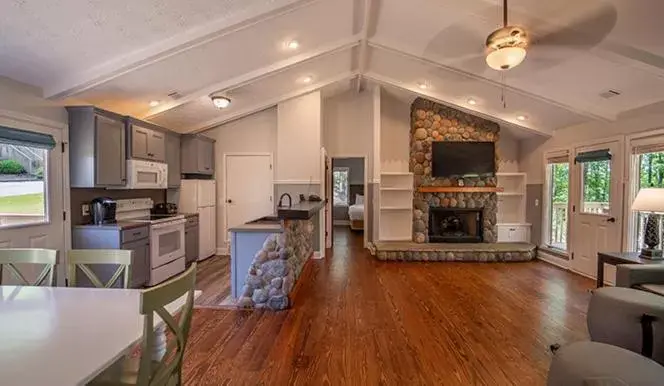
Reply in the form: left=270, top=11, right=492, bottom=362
left=229, top=200, right=324, bottom=310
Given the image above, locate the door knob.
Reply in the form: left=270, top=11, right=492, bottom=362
left=607, top=217, right=616, bottom=223
left=227, top=199, right=232, bottom=204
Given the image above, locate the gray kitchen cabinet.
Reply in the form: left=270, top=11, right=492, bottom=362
left=72, top=225, right=151, bottom=288
left=126, top=118, right=167, bottom=162
left=67, top=106, right=127, bottom=188
left=181, top=135, right=215, bottom=175
left=185, top=215, right=199, bottom=266
left=166, top=132, right=181, bottom=188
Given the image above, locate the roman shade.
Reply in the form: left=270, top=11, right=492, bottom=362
left=546, top=150, right=570, bottom=164
left=574, top=149, right=611, bottom=164
left=631, top=135, right=664, bottom=155
left=0, top=125, right=56, bottom=150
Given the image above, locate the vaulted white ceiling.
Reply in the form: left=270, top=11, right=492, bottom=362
left=2, top=0, right=663, bottom=137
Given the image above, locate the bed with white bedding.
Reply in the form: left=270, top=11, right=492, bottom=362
left=348, top=194, right=364, bottom=231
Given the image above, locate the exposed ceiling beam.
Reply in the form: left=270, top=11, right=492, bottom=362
left=355, top=0, right=379, bottom=93
left=364, top=72, right=553, bottom=138
left=45, top=0, right=321, bottom=99
left=368, top=42, right=612, bottom=122
left=143, top=35, right=361, bottom=119
left=182, top=71, right=359, bottom=133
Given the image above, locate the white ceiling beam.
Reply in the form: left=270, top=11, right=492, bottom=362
left=368, top=42, right=612, bottom=122
left=364, top=72, right=553, bottom=138
left=143, top=35, right=361, bottom=119
left=183, top=71, right=359, bottom=133
left=355, top=0, right=379, bottom=93
left=44, top=0, right=321, bottom=99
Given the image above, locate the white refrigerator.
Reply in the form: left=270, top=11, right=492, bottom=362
left=179, top=180, right=216, bottom=261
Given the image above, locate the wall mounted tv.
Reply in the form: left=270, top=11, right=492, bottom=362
left=431, top=141, right=495, bottom=177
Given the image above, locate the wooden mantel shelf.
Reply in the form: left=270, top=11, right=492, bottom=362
left=418, top=186, right=504, bottom=193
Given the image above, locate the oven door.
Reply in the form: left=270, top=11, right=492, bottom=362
left=150, top=219, right=186, bottom=268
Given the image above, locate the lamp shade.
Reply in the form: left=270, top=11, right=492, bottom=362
left=632, top=188, right=664, bottom=212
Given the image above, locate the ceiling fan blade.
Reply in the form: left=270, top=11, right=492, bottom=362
left=534, top=2, right=617, bottom=48
left=424, top=23, right=486, bottom=62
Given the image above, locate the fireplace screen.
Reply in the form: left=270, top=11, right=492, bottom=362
left=428, top=208, right=483, bottom=243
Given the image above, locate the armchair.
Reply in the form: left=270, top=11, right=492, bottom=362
left=616, top=264, right=664, bottom=296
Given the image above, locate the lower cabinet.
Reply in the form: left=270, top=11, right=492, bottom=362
left=496, top=224, right=531, bottom=243
left=185, top=225, right=199, bottom=266
left=121, top=238, right=151, bottom=288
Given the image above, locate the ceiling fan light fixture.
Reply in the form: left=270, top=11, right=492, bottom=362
left=211, top=96, right=231, bottom=109
left=486, top=46, right=527, bottom=71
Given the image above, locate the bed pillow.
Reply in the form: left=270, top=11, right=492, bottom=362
left=355, top=194, right=365, bottom=205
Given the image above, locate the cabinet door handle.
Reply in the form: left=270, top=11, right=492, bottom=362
left=133, top=231, right=142, bottom=236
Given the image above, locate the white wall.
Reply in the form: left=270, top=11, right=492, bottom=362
left=520, top=107, right=664, bottom=184
left=203, top=107, right=278, bottom=251
left=277, top=91, right=322, bottom=183
left=497, top=131, right=520, bottom=173
left=0, top=76, right=67, bottom=124
left=323, top=89, right=375, bottom=180
left=380, top=90, right=410, bottom=173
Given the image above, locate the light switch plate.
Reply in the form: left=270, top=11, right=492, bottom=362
left=81, top=204, right=90, bottom=216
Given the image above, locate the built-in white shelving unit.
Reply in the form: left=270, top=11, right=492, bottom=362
left=496, top=172, right=530, bottom=242
left=379, top=172, right=413, bottom=241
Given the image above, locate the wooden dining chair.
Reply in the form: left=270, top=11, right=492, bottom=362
left=0, top=249, right=58, bottom=286
left=67, top=250, right=133, bottom=289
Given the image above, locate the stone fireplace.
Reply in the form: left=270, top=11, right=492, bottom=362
left=429, top=207, right=483, bottom=243
left=410, top=97, right=500, bottom=243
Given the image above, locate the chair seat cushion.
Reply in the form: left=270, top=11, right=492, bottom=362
left=636, top=284, right=664, bottom=297
left=547, top=341, right=664, bottom=386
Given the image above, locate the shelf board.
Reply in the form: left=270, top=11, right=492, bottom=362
left=380, top=206, right=412, bottom=211
left=496, top=172, right=526, bottom=177
left=418, top=186, right=503, bottom=193
left=380, top=187, right=413, bottom=191
left=497, top=192, right=524, bottom=196
left=381, top=172, right=413, bottom=176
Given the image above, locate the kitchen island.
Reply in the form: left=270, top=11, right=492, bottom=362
left=229, top=200, right=324, bottom=310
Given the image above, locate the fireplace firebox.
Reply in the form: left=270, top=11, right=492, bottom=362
left=428, top=207, right=483, bottom=243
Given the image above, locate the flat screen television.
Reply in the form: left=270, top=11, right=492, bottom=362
left=431, top=141, right=495, bottom=177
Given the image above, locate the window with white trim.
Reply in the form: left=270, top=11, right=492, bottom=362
left=0, top=126, right=54, bottom=227
left=543, top=152, right=570, bottom=251
left=332, top=167, right=349, bottom=206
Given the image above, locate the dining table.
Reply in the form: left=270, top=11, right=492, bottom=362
left=0, top=285, right=200, bottom=386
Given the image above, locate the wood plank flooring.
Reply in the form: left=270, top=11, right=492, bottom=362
left=193, top=256, right=231, bottom=307
left=183, top=228, right=593, bottom=385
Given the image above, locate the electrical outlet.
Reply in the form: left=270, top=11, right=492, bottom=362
left=82, top=204, right=90, bottom=216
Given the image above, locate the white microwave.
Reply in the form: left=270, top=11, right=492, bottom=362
left=125, top=159, right=168, bottom=189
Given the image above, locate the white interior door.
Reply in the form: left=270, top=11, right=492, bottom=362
left=571, top=140, right=623, bottom=281
left=224, top=154, right=273, bottom=240
left=0, top=123, right=66, bottom=284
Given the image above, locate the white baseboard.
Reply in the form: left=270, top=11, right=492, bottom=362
left=333, top=220, right=350, bottom=226
left=312, top=251, right=324, bottom=260
left=216, top=246, right=229, bottom=256
left=537, top=250, right=570, bottom=270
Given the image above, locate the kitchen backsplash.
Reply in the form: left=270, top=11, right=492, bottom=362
left=70, top=188, right=166, bottom=225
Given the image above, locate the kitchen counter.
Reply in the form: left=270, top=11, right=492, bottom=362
left=73, top=221, right=146, bottom=230
left=180, top=212, right=199, bottom=218
left=276, top=200, right=325, bottom=220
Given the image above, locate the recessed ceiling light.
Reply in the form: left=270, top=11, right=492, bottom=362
left=467, top=98, right=477, bottom=105
left=149, top=100, right=160, bottom=107
left=286, top=40, right=299, bottom=50
left=301, top=76, right=313, bottom=84
left=516, top=115, right=528, bottom=121
left=211, top=96, right=231, bottom=109
left=418, top=82, right=430, bottom=90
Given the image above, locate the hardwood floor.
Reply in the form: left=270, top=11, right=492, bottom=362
left=194, top=255, right=231, bottom=307
left=183, top=229, right=593, bottom=385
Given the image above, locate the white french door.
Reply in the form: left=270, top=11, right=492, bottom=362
left=571, top=139, right=623, bottom=281
left=0, top=121, right=66, bottom=285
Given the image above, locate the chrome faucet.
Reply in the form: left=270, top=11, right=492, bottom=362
left=278, top=193, right=292, bottom=208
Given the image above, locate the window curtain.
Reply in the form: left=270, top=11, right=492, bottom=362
left=0, top=125, right=56, bottom=150
left=546, top=150, right=569, bottom=164
left=574, top=149, right=611, bottom=164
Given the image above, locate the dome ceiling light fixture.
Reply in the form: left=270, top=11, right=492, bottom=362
left=211, top=95, right=231, bottom=109
left=485, top=0, right=529, bottom=71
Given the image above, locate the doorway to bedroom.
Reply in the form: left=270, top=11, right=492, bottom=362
left=330, top=157, right=366, bottom=247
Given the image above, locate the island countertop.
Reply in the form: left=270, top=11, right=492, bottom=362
left=276, top=200, right=325, bottom=220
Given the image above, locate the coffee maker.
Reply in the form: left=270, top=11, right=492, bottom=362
left=90, top=197, right=117, bottom=225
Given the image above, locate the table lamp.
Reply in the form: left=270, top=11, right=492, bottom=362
left=632, top=188, right=664, bottom=259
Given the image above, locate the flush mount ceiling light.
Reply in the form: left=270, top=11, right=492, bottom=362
left=484, top=0, right=529, bottom=71
left=418, top=82, right=430, bottom=90
left=149, top=100, right=160, bottom=107
left=516, top=115, right=528, bottom=121
left=467, top=98, right=477, bottom=105
left=211, top=96, right=231, bottom=109
left=285, top=40, right=299, bottom=50
left=301, top=75, right=313, bottom=84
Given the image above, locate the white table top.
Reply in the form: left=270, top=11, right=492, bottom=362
left=0, top=286, right=199, bottom=386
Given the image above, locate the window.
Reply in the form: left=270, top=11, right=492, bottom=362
left=543, top=154, right=570, bottom=251
left=630, top=148, right=664, bottom=250
left=332, top=167, right=349, bottom=206
left=575, top=149, right=612, bottom=215
left=0, top=126, right=54, bottom=227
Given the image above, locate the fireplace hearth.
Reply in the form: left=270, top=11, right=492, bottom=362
left=428, top=207, right=483, bottom=243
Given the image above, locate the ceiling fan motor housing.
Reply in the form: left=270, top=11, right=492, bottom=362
left=485, top=26, right=529, bottom=70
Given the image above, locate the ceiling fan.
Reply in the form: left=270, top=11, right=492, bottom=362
left=484, top=0, right=529, bottom=71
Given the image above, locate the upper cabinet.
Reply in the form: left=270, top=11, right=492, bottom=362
left=67, top=106, right=127, bottom=188
left=126, top=118, right=166, bottom=162
left=166, top=132, right=181, bottom=188
left=181, top=135, right=215, bottom=175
